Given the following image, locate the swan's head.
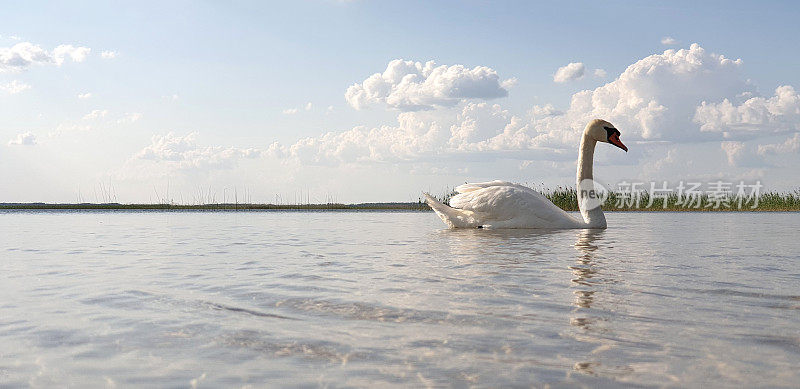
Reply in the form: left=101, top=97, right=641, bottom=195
left=586, top=119, right=627, bottom=152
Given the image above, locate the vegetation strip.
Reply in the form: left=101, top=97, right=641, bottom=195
left=3, top=188, right=799, bottom=211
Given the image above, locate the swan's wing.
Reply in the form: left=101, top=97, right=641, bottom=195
left=451, top=184, right=558, bottom=219
left=450, top=182, right=580, bottom=228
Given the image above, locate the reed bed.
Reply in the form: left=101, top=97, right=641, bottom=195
left=540, top=187, right=800, bottom=212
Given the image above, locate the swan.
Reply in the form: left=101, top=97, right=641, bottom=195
left=424, top=119, right=627, bottom=229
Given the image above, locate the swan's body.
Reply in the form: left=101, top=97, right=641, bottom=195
left=425, top=119, right=627, bottom=229
left=424, top=181, right=587, bottom=228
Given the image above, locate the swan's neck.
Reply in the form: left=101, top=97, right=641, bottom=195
left=576, top=133, right=607, bottom=228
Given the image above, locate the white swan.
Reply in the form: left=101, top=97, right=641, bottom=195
left=424, top=119, right=627, bottom=229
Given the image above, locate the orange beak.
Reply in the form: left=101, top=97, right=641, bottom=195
left=609, top=133, right=627, bottom=152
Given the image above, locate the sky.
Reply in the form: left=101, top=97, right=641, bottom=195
left=2, top=0, right=799, bottom=203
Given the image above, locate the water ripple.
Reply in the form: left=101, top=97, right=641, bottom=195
left=1, top=211, right=798, bottom=387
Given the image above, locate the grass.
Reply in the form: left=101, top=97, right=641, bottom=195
left=540, top=187, right=800, bottom=212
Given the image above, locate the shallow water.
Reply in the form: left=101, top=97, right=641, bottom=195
left=1, top=210, right=799, bottom=387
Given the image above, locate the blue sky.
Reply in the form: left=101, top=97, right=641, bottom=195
left=2, top=1, right=799, bottom=203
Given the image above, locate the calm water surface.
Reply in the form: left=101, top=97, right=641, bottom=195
left=1, top=211, right=799, bottom=387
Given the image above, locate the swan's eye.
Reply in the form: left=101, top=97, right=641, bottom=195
left=603, top=126, right=618, bottom=139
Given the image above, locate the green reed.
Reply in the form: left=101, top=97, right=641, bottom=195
left=540, top=188, right=800, bottom=211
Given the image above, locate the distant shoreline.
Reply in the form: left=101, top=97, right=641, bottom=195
left=1, top=202, right=798, bottom=212
left=0, top=203, right=431, bottom=211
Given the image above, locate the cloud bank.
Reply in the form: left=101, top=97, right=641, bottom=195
left=133, top=132, right=261, bottom=171
left=117, top=43, right=799, bottom=194
left=759, top=133, right=800, bottom=155
left=266, top=44, right=799, bottom=168
left=694, top=85, right=800, bottom=135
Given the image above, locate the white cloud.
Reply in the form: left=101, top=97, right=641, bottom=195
left=101, top=50, right=118, bottom=59
left=593, top=68, right=607, bottom=78
left=345, top=59, right=511, bottom=111
left=449, top=103, right=511, bottom=147
left=283, top=102, right=314, bottom=115
left=132, top=132, right=261, bottom=171
left=661, top=36, right=678, bottom=45
left=694, top=85, right=800, bottom=135
left=50, top=110, right=142, bottom=136
left=0, top=42, right=90, bottom=72
left=82, top=109, right=108, bottom=121
left=501, top=77, right=518, bottom=89
left=553, top=62, right=585, bottom=83
left=0, top=42, right=50, bottom=72
left=117, top=112, right=142, bottom=124
left=721, top=141, right=745, bottom=165
left=53, top=44, right=91, bottom=65
left=272, top=111, right=450, bottom=165
left=51, top=122, right=92, bottom=134
left=719, top=140, right=777, bottom=167
left=326, top=105, right=334, bottom=114
left=270, top=103, right=562, bottom=166
left=8, top=132, right=36, bottom=146
left=530, top=104, right=564, bottom=122
left=77, top=92, right=92, bottom=99
left=758, top=133, right=800, bottom=155
left=640, top=146, right=680, bottom=176
left=0, top=80, right=30, bottom=94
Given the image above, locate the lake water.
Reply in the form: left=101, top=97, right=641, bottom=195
left=1, top=210, right=799, bottom=388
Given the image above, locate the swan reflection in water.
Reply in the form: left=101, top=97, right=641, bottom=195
left=571, top=229, right=605, bottom=310
left=569, top=229, right=632, bottom=377
left=436, top=227, right=564, bottom=265
left=435, top=227, right=630, bottom=377
left=437, top=227, right=611, bottom=312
